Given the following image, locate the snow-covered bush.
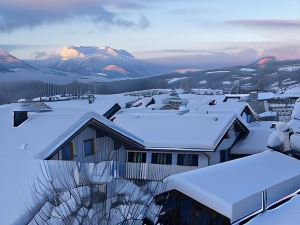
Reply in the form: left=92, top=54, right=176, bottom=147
left=268, top=98, right=300, bottom=154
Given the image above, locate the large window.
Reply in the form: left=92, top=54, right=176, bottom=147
left=127, top=152, right=146, bottom=163
left=61, top=142, right=74, bottom=160
left=84, top=139, right=95, bottom=157
left=177, top=154, right=198, bottom=166
left=158, top=190, right=231, bottom=225
left=152, top=153, right=172, bottom=165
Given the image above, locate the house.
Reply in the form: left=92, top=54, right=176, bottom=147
left=257, top=87, right=300, bottom=122
left=0, top=99, right=253, bottom=183
left=0, top=92, right=282, bottom=224
left=4, top=92, right=274, bottom=167
left=2, top=91, right=276, bottom=168
left=0, top=102, right=141, bottom=157
left=113, top=110, right=249, bottom=167
left=158, top=150, right=300, bottom=225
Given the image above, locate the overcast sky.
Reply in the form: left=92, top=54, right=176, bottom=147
left=1, top=0, right=300, bottom=59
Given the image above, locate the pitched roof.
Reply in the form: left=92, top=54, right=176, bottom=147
left=165, top=151, right=300, bottom=223
left=231, top=122, right=275, bottom=155
left=0, top=106, right=143, bottom=159
left=114, top=111, right=245, bottom=151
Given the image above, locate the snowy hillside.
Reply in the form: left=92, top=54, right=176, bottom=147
left=0, top=49, right=32, bottom=71
left=30, top=45, right=165, bottom=79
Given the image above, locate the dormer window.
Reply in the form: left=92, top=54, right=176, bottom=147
left=13, top=111, right=28, bottom=127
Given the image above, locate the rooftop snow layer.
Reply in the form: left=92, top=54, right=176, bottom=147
left=231, top=122, right=275, bottom=155
left=114, top=111, right=240, bottom=150
left=166, top=150, right=300, bottom=223
left=0, top=105, right=143, bottom=159
left=245, top=194, right=300, bottom=225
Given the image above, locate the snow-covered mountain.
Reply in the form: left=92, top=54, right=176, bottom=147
left=31, top=46, right=163, bottom=78
left=250, top=56, right=277, bottom=68
left=0, top=49, right=32, bottom=71
left=59, top=46, right=134, bottom=60
left=0, top=49, right=111, bottom=84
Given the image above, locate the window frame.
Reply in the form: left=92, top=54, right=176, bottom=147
left=177, top=154, right=199, bottom=166
left=61, top=142, right=74, bottom=160
left=151, top=152, right=172, bottom=165
left=83, top=139, right=95, bottom=157
left=127, top=151, right=147, bottom=163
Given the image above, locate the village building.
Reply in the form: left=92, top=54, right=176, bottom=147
left=159, top=150, right=300, bottom=225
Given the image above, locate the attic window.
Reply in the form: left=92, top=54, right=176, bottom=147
left=209, top=99, right=217, bottom=105
left=61, top=143, right=74, bottom=160
left=84, top=139, right=95, bottom=157
left=13, top=111, right=28, bottom=127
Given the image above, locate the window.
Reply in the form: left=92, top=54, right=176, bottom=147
left=160, top=190, right=231, bottom=225
left=177, top=154, right=198, bottom=166
left=61, top=142, right=74, bottom=160
left=84, top=139, right=94, bottom=157
left=128, top=152, right=146, bottom=163
left=152, top=153, right=172, bottom=165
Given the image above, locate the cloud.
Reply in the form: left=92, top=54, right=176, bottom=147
left=226, top=19, right=300, bottom=28
left=33, top=51, right=49, bottom=59
left=263, top=45, right=300, bottom=60
left=0, top=44, right=32, bottom=52
left=143, top=48, right=260, bottom=69
left=169, top=8, right=201, bottom=15
left=101, top=0, right=146, bottom=10
left=0, top=0, right=150, bottom=32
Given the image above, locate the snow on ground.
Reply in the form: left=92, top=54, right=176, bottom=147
left=198, top=80, right=207, bottom=85
left=240, top=68, right=256, bottom=72
left=167, top=77, right=187, bottom=84
left=283, top=80, right=298, bottom=85
left=222, top=81, right=232, bottom=85
left=278, top=65, right=300, bottom=72
left=205, top=71, right=230, bottom=75
left=242, top=83, right=253, bottom=87
left=175, top=68, right=202, bottom=74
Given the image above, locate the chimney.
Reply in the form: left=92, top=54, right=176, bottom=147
left=103, top=103, right=121, bottom=120
left=13, top=111, right=28, bottom=127
left=209, top=99, right=217, bottom=105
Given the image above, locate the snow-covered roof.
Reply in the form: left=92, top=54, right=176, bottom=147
left=132, top=97, right=154, bottom=108
left=0, top=152, right=43, bottom=225
left=259, top=111, right=277, bottom=118
left=258, top=88, right=300, bottom=100
left=180, top=93, right=257, bottom=117
left=47, top=94, right=137, bottom=114
left=165, top=150, right=300, bottom=223
left=258, top=92, right=275, bottom=100
left=114, top=111, right=245, bottom=151
left=231, top=122, right=275, bottom=155
left=246, top=194, right=300, bottom=225
left=0, top=105, right=144, bottom=159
